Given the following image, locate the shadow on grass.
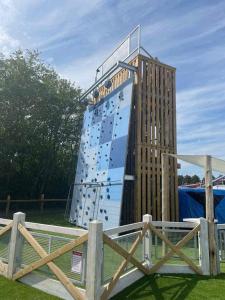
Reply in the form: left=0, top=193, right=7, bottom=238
left=112, top=274, right=225, bottom=300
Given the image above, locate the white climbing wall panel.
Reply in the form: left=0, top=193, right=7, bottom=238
left=70, top=77, right=134, bottom=229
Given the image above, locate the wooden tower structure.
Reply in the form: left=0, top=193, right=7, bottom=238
left=79, top=27, right=178, bottom=223
left=98, top=53, right=178, bottom=222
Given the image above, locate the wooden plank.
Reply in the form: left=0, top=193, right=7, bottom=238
left=18, top=224, right=85, bottom=300
left=162, top=154, right=169, bottom=221
left=172, top=69, right=178, bottom=221
left=155, top=64, right=161, bottom=220
left=138, top=54, right=176, bottom=72
left=152, top=220, right=197, bottom=228
left=104, top=222, right=144, bottom=236
left=151, top=62, right=156, bottom=219
left=157, top=264, right=196, bottom=274
left=0, top=261, right=8, bottom=276
left=149, top=224, right=200, bottom=273
left=24, top=221, right=87, bottom=237
left=148, top=222, right=202, bottom=274
left=167, top=70, right=175, bottom=221
left=105, top=264, right=146, bottom=299
left=142, top=62, right=147, bottom=215
left=135, top=57, right=143, bottom=222
left=205, top=155, right=219, bottom=275
left=101, top=224, right=148, bottom=300
left=199, top=218, right=210, bottom=275
left=146, top=62, right=151, bottom=214
left=86, top=221, right=103, bottom=300
left=103, top=233, right=149, bottom=275
left=0, top=222, right=12, bottom=237
left=7, top=213, right=25, bottom=279
left=13, top=232, right=88, bottom=281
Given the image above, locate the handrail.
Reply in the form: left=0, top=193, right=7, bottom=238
left=80, top=60, right=137, bottom=101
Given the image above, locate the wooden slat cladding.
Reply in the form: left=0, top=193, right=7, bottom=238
left=97, top=54, right=178, bottom=222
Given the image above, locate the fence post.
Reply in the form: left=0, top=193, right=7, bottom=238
left=86, top=220, right=103, bottom=300
left=5, top=194, right=11, bottom=217
left=143, top=214, right=152, bottom=268
left=199, top=218, right=210, bottom=275
left=40, top=194, right=45, bottom=213
left=7, top=212, right=25, bottom=279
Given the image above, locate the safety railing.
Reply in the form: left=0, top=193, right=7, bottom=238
left=0, top=213, right=215, bottom=300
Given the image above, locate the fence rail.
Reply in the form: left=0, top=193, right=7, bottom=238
left=0, top=195, right=67, bottom=216
left=0, top=213, right=220, bottom=300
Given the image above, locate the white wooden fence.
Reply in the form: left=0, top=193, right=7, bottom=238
left=0, top=212, right=217, bottom=300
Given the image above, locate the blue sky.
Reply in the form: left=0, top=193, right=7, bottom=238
left=1, top=0, right=225, bottom=177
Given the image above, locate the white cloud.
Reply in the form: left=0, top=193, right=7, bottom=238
left=0, top=28, right=19, bottom=55
left=58, top=46, right=111, bottom=89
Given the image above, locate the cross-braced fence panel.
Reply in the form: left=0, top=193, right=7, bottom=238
left=0, top=222, right=12, bottom=276
left=0, top=227, right=10, bottom=263
left=103, top=230, right=144, bottom=283
left=151, top=227, right=199, bottom=265
left=21, top=231, right=87, bottom=286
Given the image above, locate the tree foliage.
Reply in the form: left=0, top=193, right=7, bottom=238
left=178, top=174, right=201, bottom=186
left=0, top=50, right=84, bottom=199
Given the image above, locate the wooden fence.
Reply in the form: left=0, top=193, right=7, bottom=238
left=0, top=213, right=219, bottom=300
left=0, top=195, right=67, bottom=216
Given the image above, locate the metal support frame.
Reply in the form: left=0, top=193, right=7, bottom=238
left=80, top=61, right=137, bottom=101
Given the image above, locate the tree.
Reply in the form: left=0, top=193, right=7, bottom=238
left=178, top=175, right=184, bottom=186
left=183, top=175, right=192, bottom=184
left=191, top=175, right=200, bottom=184
left=0, top=50, right=84, bottom=199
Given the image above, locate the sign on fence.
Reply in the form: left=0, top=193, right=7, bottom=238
left=71, top=251, right=83, bottom=274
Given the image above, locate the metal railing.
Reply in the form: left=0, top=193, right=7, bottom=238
left=96, top=25, right=140, bottom=81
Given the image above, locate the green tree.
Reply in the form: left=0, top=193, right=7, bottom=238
left=0, top=50, right=84, bottom=199
left=178, top=175, right=184, bottom=186
left=183, top=175, right=192, bottom=184
left=191, top=175, right=200, bottom=184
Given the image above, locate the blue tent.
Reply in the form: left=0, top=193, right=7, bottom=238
left=179, top=187, right=225, bottom=223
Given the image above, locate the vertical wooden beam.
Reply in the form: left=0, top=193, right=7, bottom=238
left=199, top=218, right=210, bottom=275
left=5, top=194, right=11, bottom=217
left=86, top=220, right=103, bottom=300
left=142, top=62, right=147, bottom=215
left=162, top=154, right=169, bottom=221
left=7, top=212, right=25, bottom=279
left=205, top=155, right=219, bottom=275
left=205, top=155, right=214, bottom=222
left=40, top=194, right=44, bottom=213
left=135, top=57, right=143, bottom=222
left=151, top=62, right=156, bottom=220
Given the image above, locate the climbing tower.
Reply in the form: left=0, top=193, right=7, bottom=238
left=69, top=26, right=178, bottom=229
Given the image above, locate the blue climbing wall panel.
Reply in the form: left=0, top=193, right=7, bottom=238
left=70, top=77, right=134, bottom=229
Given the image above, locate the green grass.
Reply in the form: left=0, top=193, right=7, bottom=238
left=0, top=275, right=60, bottom=299
left=112, top=274, right=225, bottom=300
left=21, top=208, right=71, bottom=227
left=2, top=273, right=225, bottom=300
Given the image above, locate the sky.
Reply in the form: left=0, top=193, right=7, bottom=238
left=1, top=0, right=225, bottom=177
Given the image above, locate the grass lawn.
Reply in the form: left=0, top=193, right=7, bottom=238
left=0, top=275, right=60, bottom=299
left=4, top=207, right=71, bottom=227
left=1, top=273, right=225, bottom=300
left=112, top=274, right=225, bottom=300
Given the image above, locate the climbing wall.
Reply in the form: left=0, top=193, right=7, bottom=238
left=70, top=77, right=134, bottom=229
